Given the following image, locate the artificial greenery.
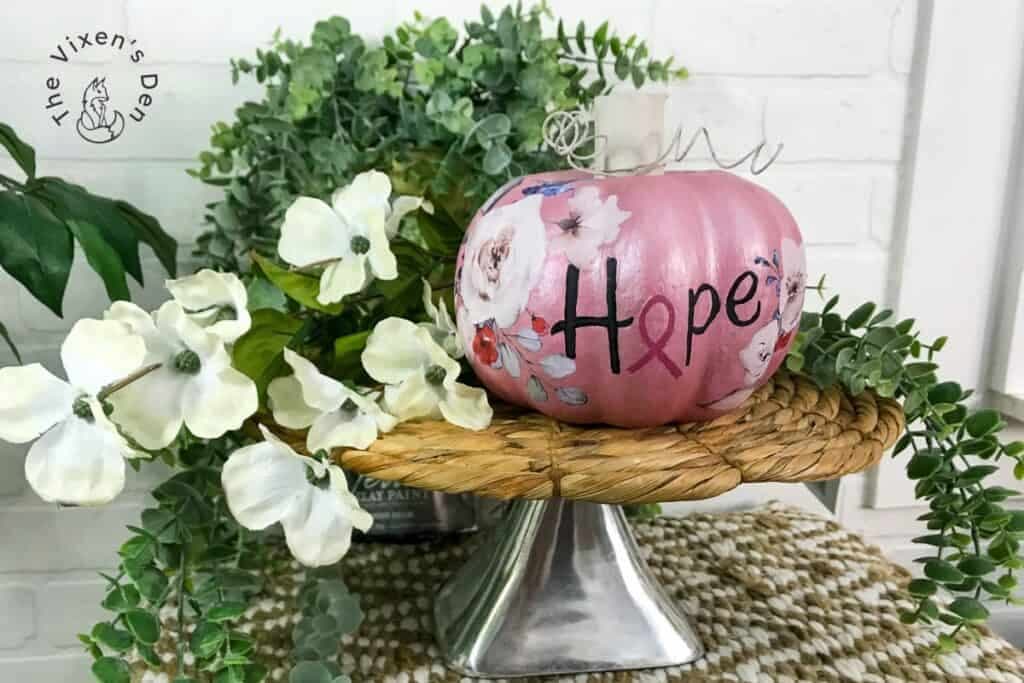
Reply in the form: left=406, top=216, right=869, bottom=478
left=788, top=295, right=1024, bottom=651
left=0, top=122, right=177, bottom=360
left=191, top=2, right=686, bottom=271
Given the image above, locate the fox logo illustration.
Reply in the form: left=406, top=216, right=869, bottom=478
left=76, top=77, right=125, bottom=144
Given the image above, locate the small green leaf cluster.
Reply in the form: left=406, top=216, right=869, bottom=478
left=0, top=122, right=177, bottom=361
left=288, top=572, right=364, bottom=682
left=790, top=296, right=1024, bottom=647
left=191, top=3, right=685, bottom=271
left=83, top=433, right=274, bottom=682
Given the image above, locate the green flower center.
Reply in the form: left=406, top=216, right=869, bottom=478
left=72, top=397, right=93, bottom=421
left=173, top=349, right=202, bottom=375
left=341, top=398, right=359, bottom=413
left=306, top=450, right=331, bottom=489
left=425, top=364, right=447, bottom=386
left=350, top=235, right=371, bottom=255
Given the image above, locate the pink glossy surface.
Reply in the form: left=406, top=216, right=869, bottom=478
left=455, top=169, right=806, bottom=427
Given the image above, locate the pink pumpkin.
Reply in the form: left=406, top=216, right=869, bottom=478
left=455, top=169, right=806, bottom=427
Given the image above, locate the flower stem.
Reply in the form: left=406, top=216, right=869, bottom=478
left=291, top=257, right=342, bottom=273
left=98, top=363, right=162, bottom=401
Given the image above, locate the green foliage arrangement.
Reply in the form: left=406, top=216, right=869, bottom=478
left=191, top=2, right=686, bottom=271
left=0, top=123, right=177, bottom=359
left=788, top=295, right=1024, bottom=650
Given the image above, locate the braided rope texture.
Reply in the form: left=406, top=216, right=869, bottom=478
left=323, top=369, right=905, bottom=504
left=136, top=504, right=1024, bottom=682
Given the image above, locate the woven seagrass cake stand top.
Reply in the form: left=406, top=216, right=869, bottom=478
left=316, top=368, right=905, bottom=679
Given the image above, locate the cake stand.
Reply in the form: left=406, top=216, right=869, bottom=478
left=307, top=369, right=904, bottom=679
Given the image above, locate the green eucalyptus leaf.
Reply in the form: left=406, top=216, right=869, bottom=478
left=949, top=597, right=989, bottom=622
left=191, top=621, right=226, bottom=658
left=845, top=302, right=875, bottom=329
left=907, top=453, right=943, bottom=480
left=290, top=661, right=334, bottom=683
left=207, top=601, right=248, bottom=623
left=102, top=584, right=141, bottom=612
left=924, top=559, right=964, bottom=584
left=91, top=622, right=134, bottom=652
left=965, top=410, right=1003, bottom=437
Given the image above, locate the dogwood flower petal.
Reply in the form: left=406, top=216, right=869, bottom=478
left=279, top=197, right=351, bottom=267
left=383, top=373, right=440, bottom=421
left=280, top=467, right=372, bottom=567
left=166, top=269, right=252, bottom=343
left=361, top=317, right=432, bottom=384
left=439, top=382, right=493, bottom=431
left=307, top=410, right=379, bottom=453
left=331, top=170, right=392, bottom=221
left=318, top=257, right=367, bottom=305
left=282, top=349, right=345, bottom=412
left=106, top=366, right=187, bottom=449
left=0, top=364, right=74, bottom=443
left=182, top=366, right=259, bottom=440
left=222, top=429, right=309, bottom=530
left=61, top=318, right=146, bottom=395
left=365, top=208, right=397, bottom=281
left=24, top=398, right=129, bottom=505
left=267, top=375, right=321, bottom=430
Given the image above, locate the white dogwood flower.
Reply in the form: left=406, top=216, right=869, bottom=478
left=420, top=279, right=463, bottom=358
left=104, top=301, right=258, bottom=449
left=222, top=425, right=373, bottom=567
left=361, top=317, right=492, bottom=430
left=166, top=269, right=251, bottom=343
left=268, top=349, right=396, bottom=453
left=278, top=170, right=432, bottom=306
left=0, top=319, right=146, bottom=505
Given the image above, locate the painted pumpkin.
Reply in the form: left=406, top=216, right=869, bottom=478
left=454, top=169, right=806, bottom=427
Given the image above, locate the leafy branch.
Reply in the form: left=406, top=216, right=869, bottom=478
left=790, top=296, right=1024, bottom=649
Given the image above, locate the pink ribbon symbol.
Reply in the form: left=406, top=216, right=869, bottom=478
left=627, top=295, right=682, bottom=378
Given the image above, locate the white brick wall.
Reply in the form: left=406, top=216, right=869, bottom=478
left=0, top=1, right=918, bottom=678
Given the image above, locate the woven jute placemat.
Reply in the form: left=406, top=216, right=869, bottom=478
left=139, top=503, right=1024, bottom=682
left=277, top=369, right=905, bottom=505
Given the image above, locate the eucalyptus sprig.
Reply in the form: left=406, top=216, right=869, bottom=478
left=192, top=3, right=686, bottom=271
left=790, top=296, right=1024, bottom=650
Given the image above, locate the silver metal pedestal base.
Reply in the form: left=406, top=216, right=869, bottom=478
left=434, top=498, right=705, bottom=678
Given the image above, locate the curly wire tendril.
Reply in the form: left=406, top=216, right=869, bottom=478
left=542, top=109, right=783, bottom=176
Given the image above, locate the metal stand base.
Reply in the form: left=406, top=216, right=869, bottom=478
left=434, top=498, right=705, bottom=678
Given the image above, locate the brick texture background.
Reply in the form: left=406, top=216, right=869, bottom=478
left=0, top=1, right=918, bottom=677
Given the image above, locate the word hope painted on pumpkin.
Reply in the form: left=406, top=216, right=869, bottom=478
left=456, top=171, right=807, bottom=427
left=550, top=258, right=763, bottom=378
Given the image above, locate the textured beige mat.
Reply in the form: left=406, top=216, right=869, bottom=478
left=140, top=503, right=1024, bottom=682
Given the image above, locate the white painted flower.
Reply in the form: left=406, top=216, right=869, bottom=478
left=740, top=320, right=779, bottom=385
left=459, top=195, right=546, bottom=327
left=268, top=349, right=396, bottom=453
left=361, top=317, right=492, bottom=430
left=165, top=269, right=251, bottom=343
left=103, top=301, right=258, bottom=449
left=548, top=186, right=630, bottom=269
left=0, top=319, right=146, bottom=505
left=222, top=425, right=372, bottom=567
left=779, top=238, right=806, bottom=334
left=420, top=279, right=463, bottom=358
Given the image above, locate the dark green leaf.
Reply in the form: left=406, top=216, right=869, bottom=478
left=575, top=21, right=586, bottom=53
left=91, top=657, right=130, bottom=683
left=231, top=308, right=304, bottom=398
left=102, top=584, right=141, bottom=612
left=948, top=597, right=989, bottom=622
left=924, top=559, right=964, bottom=584
left=0, top=320, right=20, bottom=363
left=331, top=330, right=371, bottom=379
left=207, top=601, right=247, bottom=623
left=191, top=621, right=226, bottom=658
left=252, top=252, right=342, bottom=315
left=124, top=608, right=160, bottom=644
left=66, top=218, right=131, bottom=301
left=130, top=566, right=169, bottom=603
left=845, top=302, right=875, bottom=329
left=958, top=555, right=996, bottom=576
left=907, top=453, right=943, bottom=480
left=91, top=623, right=134, bottom=652
left=290, top=661, right=334, bottom=683
left=0, top=192, right=73, bottom=315
left=965, top=409, right=1003, bottom=437
left=907, top=578, right=937, bottom=597
left=928, top=381, right=962, bottom=405
left=0, top=122, right=36, bottom=178
left=958, top=465, right=998, bottom=486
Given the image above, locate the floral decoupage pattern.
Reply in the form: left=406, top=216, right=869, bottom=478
left=456, top=169, right=807, bottom=427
